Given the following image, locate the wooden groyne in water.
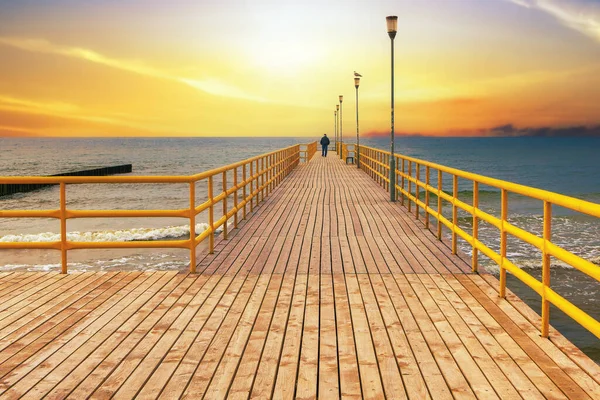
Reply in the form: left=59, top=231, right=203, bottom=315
left=0, top=164, right=132, bottom=196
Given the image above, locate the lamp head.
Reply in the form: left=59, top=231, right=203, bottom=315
left=336, top=104, right=339, bottom=111
left=386, top=16, right=398, bottom=39
left=339, top=95, right=343, bottom=103
left=354, top=77, right=360, bottom=88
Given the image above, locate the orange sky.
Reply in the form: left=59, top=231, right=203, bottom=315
left=1, top=0, right=599, bottom=137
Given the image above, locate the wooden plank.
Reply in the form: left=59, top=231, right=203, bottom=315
left=270, top=273, right=308, bottom=400
left=416, top=274, right=521, bottom=399
left=21, top=272, right=180, bottom=399
left=392, top=274, right=477, bottom=399
left=460, top=274, right=595, bottom=399
left=435, top=274, right=548, bottom=399
left=345, top=274, right=386, bottom=400
left=204, top=274, right=285, bottom=399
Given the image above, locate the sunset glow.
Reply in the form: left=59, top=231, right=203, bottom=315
left=1, top=0, right=599, bottom=137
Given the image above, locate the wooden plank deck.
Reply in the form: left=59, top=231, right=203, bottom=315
left=0, top=154, right=599, bottom=399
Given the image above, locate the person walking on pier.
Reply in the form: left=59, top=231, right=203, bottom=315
left=320, top=134, right=330, bottom=157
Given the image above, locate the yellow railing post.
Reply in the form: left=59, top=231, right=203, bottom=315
left=425, top=166, right=430, bottom=229
left=401, top=158, right=405, bottom=206
left=472, top=181, right=479, bottom=273
left=499, top=189, right=508, bottom=298
left=243, top=163, right=247, bottom=220
left=408, top=161, right=412, bottom=213
left=250, top=162, right=254, bottom=213
left=60, top=182, right=67, bottom=274
left=452, top=175, right=458, bottom=254
left=208, top=175, right=215, bottom=253
left=233, top=167, right=238, bottom=229
left=223, top=171, right=228, bottom=240
left=541, top=201, right=552, bottom=337
left=189, top=182, right=196, bottom=273
left=437, top=170, right=442, bottom=240
left=415, top=163, right=420, bottom=219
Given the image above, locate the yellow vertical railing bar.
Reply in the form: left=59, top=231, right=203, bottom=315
left=243, top=163, right=247, bottom=220
left=208, top=175, right=215, bottom=253
left=401, top=158, right=405, bottom=206
left=499, top=188, right=508, bottom=298
left=260, top=158, right=264, bottom=201
left=408, top=160, right=412, bottom=213
left=452, top=175, right=458, bottom=254
left=60, top=182, right=67, bottom=274
left=250, top=162, right=254, bottom=212
left=472, top=181, right=479, bottom=272
left=437, top=170, right=443, bottom=240
left=415, top=163, right=420, bottom=219
left=267, top=155, right=271, bottom=195
left=189, top=181, right=196, bottom=273
left=541, top=201, right=552, bottom=337
left=233, top=167, right=238, bottom=229
left=425, top=166, right=430, bottom=229
left=222, top=171, right=228, bottom=240
left=396, top=156, right=400, bottom=201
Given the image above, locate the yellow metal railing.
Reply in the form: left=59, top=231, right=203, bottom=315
left=358, top=144, right=600, bottom=339
left=300, top=141, right=317, bottom=162
left=0, top=144, right=303, bottom=274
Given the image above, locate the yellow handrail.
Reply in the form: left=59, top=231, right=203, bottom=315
left=358, top=144, right=600, bottom=339
left=299, top=141, right=318, bottom=162
left=0, top=144, right=306, bottom=273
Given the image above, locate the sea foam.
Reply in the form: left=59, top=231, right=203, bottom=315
left=0, top=223, right=220, bottom=243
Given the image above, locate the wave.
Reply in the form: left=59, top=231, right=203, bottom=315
left=0, top=223, right=222, bottom=243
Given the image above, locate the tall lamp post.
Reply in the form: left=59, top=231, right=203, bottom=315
left=339, top=95, right=344, bottom=159
left=334, top=109, right=338, bottom=151
left=354, top=76, right=360, bottom=168
left=387, top=15, right=397, bottom=202
left=336, top=104, right=339, bottom=153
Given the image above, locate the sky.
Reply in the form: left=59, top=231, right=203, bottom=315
left=0, top=0, right=599, bottom=137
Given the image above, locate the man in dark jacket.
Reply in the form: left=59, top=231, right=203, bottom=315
left=320, top=134, right=330, bottom=157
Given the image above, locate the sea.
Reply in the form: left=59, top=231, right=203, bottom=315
left=1, top=136, right=599, bottom=362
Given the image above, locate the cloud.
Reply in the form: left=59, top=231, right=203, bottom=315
left=489, top=123, right=600, bottom=137
left=507, top=0, right=600, bottom=43
left=0, top=95, right=164, bottom=133
left=0, top=37, right=266, bottom=102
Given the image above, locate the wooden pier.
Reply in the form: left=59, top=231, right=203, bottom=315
left=0, top=155, right=598, bottom=399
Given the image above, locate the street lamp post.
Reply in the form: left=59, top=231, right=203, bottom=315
left=387, top=15, right=397, bottom=202
left=334, top=109, right=337, bottom=151
left=339, top=95, right=344, bottom=160
left=355, top=76, right=360, bottom=168
left=336, top=104, right=339, bottom=153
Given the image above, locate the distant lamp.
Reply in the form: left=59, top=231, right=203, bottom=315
left=339, top=95, right=344, bottom=159
left=386, top=15, right=398, bottom=39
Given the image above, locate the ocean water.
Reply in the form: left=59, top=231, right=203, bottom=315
left=1, top=136, right=599, bottom=361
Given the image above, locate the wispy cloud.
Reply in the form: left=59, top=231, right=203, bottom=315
left=0, top=95, right=162, bottom=133
left=0, top=37, right=266, bottom=102
left=508, top=0, right=600, bottom=43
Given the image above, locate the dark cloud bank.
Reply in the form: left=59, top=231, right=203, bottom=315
left=488, top=124, right=600, bottom=137
left=365, top=124, right=600, bottom=137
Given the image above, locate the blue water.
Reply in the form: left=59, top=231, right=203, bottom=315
left=1, top=136, right=599, bottom=361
